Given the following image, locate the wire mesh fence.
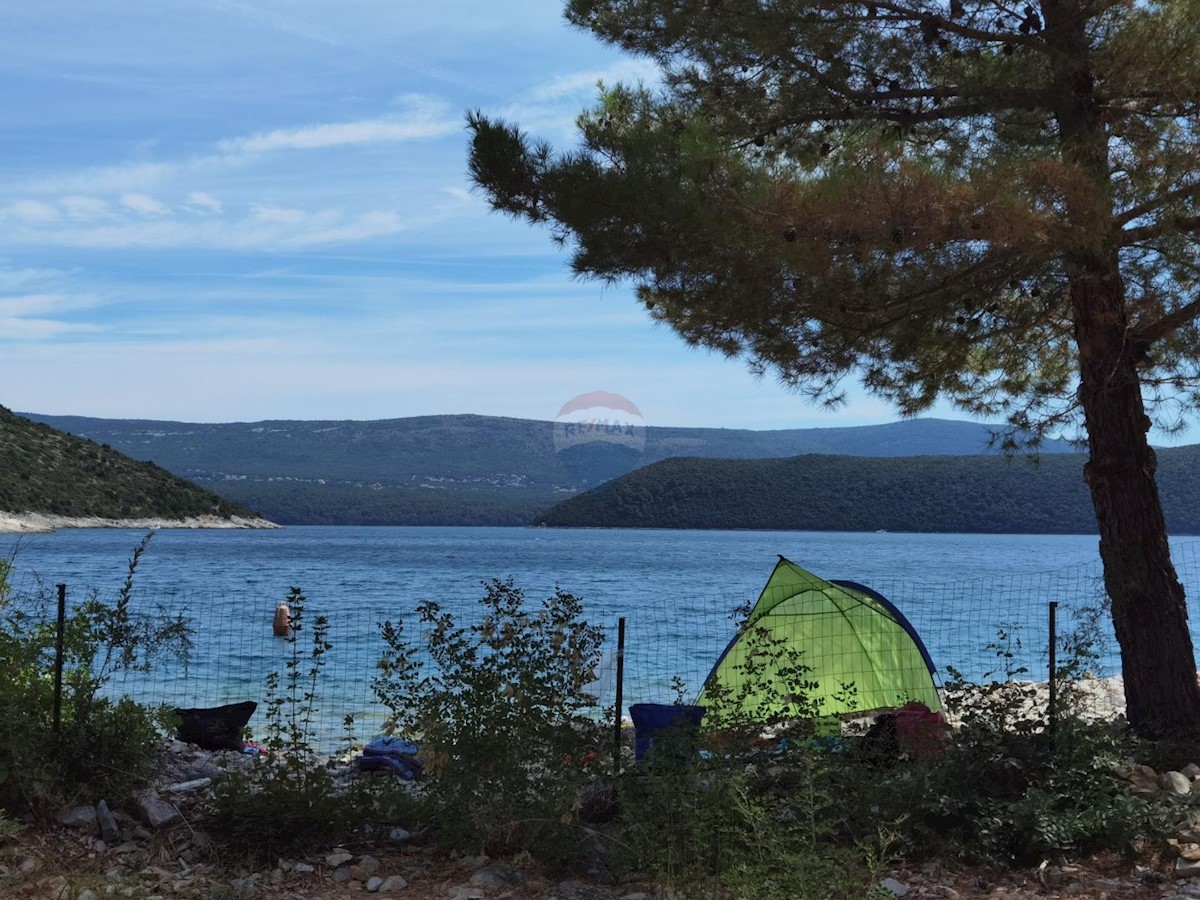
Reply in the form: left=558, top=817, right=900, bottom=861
left=8, top=542, right=1200, bottom=752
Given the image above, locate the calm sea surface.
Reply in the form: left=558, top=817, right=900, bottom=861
left=1, top=525, right=1116, bottom=605
left=6, top=526, right=1199, bottom=745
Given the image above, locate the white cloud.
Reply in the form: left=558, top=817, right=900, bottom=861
left=0, top=292, right=100, bottom=317
left=218, top=108, right=458, bottom=157
left=120, top=192, right=170, bottom=215
left=8, top=103, right=461, bottom=225
left=13, top=206, right=410, bottom=250
left=0, top=316, right=100, bottom=340
left=21, top=161, right=176, bottom=196
left=185, top=191, right=223, bottom=214
left=0, top=265, right=72, bottom=290
left=249, top=204, right=307, bottom=225
left=285, top=211, right=403, bottom=247
left=60, top=195, right=109, bottom=219
left=7, top=200, right=60, bottom=222
left=210, top=0, right=345, bottom=48
left=525, top=59, right=661, bottom=102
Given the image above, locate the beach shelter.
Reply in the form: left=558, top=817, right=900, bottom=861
left=699, top=556, right=940, bottom=720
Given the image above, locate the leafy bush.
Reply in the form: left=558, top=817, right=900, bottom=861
left=208, top=589, right=354, bottom=856
left=838, top=618, right=1198, bottom=864
left=617, top=624, right=892, bottom=899
left=206, top=589, right=424, bottom=859
left=373, top=578, right=606, bottom=859
left=0, top=535, right=190, bottom=809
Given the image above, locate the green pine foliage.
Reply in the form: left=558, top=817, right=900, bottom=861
left=0, top=405, right=257, bottom=521
left=466, top=0, right=1200, bottom=732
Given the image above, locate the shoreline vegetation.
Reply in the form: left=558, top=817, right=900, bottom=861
left=1, top=558, right=1195, bottom=900
left=0, top=511, right=279, bottom=534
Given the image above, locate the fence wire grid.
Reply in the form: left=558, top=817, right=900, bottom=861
left=7, top=542, right=1200, bottom=751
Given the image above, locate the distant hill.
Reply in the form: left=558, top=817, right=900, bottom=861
left=18, top=412, right=1075, bottom=526
left=534, top=447, right=1200, bottom=534
left=0, top=406, right=260, bottom=523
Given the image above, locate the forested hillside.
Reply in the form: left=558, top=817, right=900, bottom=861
left=19, top=412, right=1075, bottom=525
left=535, top=447, right=1200, bottom=534
left=0, top=406, right=258, bottom=522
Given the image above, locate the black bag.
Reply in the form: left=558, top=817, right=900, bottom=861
left=174, top=701, right=257, bottom=751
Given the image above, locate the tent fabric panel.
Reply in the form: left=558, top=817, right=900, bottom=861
left=831, top=578, right=938, bottom=676
left=699, top=557, right=941, bottom=719
left=702, top=557, right=835, bottom=689
left=751, top=606, right=939, bottom=714
left=744, top=557, right=837, bottom=625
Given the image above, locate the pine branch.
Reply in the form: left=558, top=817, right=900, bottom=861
left=1135, top=295, right=1200, bottom=346
left=1116, top=184, right=1200, bottom=229
left=1121, top=214, right=1200, bottom=245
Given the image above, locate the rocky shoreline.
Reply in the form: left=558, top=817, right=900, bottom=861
left=0, top=512, right=280, bottom=534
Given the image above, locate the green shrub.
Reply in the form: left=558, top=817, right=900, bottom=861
left=373, top=578, right=606, bottom=860
left=616, top=624, right=891, bottom=899
left=206, top=589, right=423, bottom=859
left=0, top=535, right=190, bottom=809
left=837, top=618, right=1200, bottom=864
left=57, top=697, right=171, bottom=805
left=207, top=589, right=354, bottom=857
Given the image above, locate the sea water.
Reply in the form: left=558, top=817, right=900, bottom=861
left=5, top=526, right=1197, bottom=746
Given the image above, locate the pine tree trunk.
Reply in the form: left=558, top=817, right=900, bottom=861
left=1043, top=0, right=1200, bottom=736
left=1072, top=271, right=1200, bottom=736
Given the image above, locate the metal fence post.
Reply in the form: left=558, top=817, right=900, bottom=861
left=1048, top=600, right=1058, bottom=739
left=613, top=617, right=625, bottom=775
left=53, top=583, right=67, bottom=735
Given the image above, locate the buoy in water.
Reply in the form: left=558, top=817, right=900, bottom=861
left=272, top=602, right=291, bottom=637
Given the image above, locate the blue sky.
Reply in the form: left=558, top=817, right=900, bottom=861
left=0, top=0, right=1162, bottom=440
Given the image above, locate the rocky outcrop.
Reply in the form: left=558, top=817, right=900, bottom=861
left=0, top=512, right=279, bottom=534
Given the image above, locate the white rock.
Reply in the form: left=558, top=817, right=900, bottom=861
left=60, top=805, right=98, bottom=828
left=880, top=877, right=909, bottom=897
left=97, top=800, right=120, bottom=844
left=469, top=867, right=509, bottom=887
left=228, top=877, right=257, bottom=898
left=1164, top=771, right=1192, bottom=795
left=366, top=876, right=384, bottom=892
left=168, top=778, right=212, bottom=793
left=353, top=855, right=381, bottom=877
left=1176, top=858, right=1200, bottom=877
left=379, top=875, right=408, bottom=892
left=326, top=851, right=354, bottom=867
left=136, top=791, right=180, bottom=829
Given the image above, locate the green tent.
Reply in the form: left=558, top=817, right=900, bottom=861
left=699, top=556, right=941, bottom=721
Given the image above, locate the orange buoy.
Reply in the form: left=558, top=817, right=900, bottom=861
left=272, top=602, right=291, bottom=637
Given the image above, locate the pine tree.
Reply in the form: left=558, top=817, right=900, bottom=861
left=468, top=0, right=1200, bottom=734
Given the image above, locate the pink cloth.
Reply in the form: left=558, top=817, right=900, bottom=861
left=894, top=701, right=948, bottom=760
